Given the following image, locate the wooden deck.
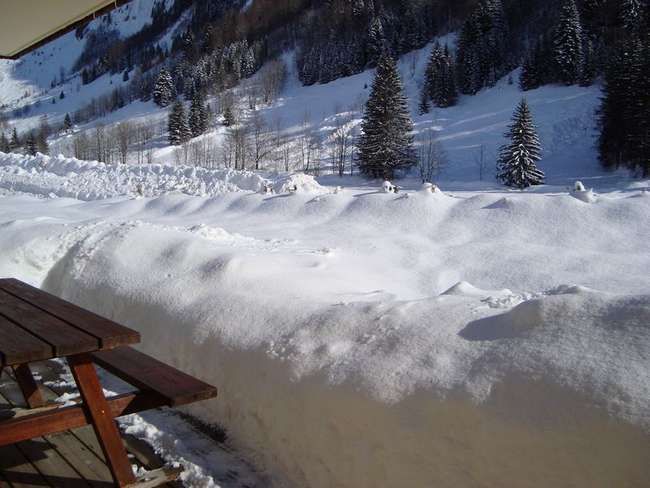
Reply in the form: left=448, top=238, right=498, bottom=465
left=0, top=361, right=180, bottom=488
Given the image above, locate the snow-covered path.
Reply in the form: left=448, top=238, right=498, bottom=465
left=1, top=160, right=649, bottom=487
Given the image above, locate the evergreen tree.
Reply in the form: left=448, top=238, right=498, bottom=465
left=599, top=36, right=650, bottom=175
left=418, top=87, right=430, bottom=115
left=153, top=68, right=174, bottom=107
left=0, top=132, right=8, bottom=153
left=189, top=91, right=208, bottom=138
left=366, top=17, right=387, bottom=67
left=222, top=106, right=235, bottom=127
left=579, top=39, right=597, bottom=86
left=36, top=130, right=49, bottom=155
left=552, top=0, right=584, bottom=85
left=457, top=0, right=507, bottom=95
left=357, top=54, right=415, bottom=179
left=424, top=42, right=457, bottom=108
left=9, top=128, right=20, bottom=151
left=168, top=100, right=190, bottom=145
left=64, top=113, right=73, bottom=132
left=621, top=0, right=643, bottom=33
left=520, top=50, right=539, bottom=91
left=496, top=98, right=545, bottom=188
left=25, top=133, right=37, bottom=156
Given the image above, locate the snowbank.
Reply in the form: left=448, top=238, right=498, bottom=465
left=0, top=184, right=649, bottom=487
left=0, top=152, right=274, bottom=199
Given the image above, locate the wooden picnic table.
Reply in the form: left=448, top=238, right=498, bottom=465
left=0, top=278, right=218, bottom=487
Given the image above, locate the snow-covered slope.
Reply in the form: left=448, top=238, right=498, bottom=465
left=0, top=176, right=648, bottom=487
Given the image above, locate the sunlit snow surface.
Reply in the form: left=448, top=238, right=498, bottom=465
left=0, top=165, right=649, bottom=487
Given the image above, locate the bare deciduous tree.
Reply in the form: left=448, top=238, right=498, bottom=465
left=417, top=130, right=447, bottom=183
left=331, top=109, right=354, bottom=177
left=248, top=110, right=272, bottom=170
left=115, top=121, right=132, bottom=164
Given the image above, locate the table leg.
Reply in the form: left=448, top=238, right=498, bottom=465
left=67, top=353, right=136, bottom=487
left=12, top=363, right=46, bottom=409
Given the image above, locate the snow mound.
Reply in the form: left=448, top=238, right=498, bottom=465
left=0, top=152, right=268, bottom=199
left=271, top=172, right=326, bottom=194
left=570, top=180, right=597, bottom=203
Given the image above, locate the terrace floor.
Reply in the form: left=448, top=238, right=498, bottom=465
left=0, top=361, right=179, bottom=488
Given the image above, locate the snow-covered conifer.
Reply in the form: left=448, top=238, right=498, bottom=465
left=223, top=106, right=235, bottom=127
left=0, top=133, right=8, bottom=153
left=357, top=54, right=415, bottom=179
left=553, top=0, right=584, bottom=85
left=9, top=128, right=20, bottom=152
left=25, top=133, right=37, bottom=155
left=153, top=68, right=174, bottom=107
left=168, top=100, right=190, bottom=145
left=496, top=98, right=545, bottom=188
left=64, top=113, right=73, bottom=132
left=189, top=92, right=209, bottom=138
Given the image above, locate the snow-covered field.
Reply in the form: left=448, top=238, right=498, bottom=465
left=1, top=10, right=649, bottom=486
left=0, top=154, right=649, bottom=487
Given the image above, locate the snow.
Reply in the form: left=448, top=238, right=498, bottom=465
left=1, top=20, right=649, bottom=488
left=0, top=172, right=648, bottom=486
left=0, top=151, right=314, bottom=199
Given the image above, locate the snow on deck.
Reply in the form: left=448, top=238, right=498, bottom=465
left=0, top=163, right=649, bottom=487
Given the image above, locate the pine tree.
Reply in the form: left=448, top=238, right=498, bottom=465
left=153, top=68, right=174, bottom=107
left=189, top=91, right=208, bottom=138
left=357, top=54, right=415, bottom=179
left=579, top=39, right=597, bottom=86
left=423, top=43, right=458, bottom=109
left=36, top=130, right=49, bottom=155
left=25, top=133, right=37, bottom=155
left=168, top=100, right=190, bottom=145
left=222, top=106, right=235, bottom=127
left=9, top=128, right=20, bottom=152
left=553, top=0, right=584, bottom=85
left=621, top=0, right=643, bottom=33
left=0, top=132, right=8, bottom=153
left=366, top=17, right=387, bottom=67
left=599, top=36, right=650, bottom=176
left=418, top=87, right=430, bottom=115
left=64, top=113, right=73, bottom=132
left=457, top=0, right=507, bottom=95
left=520, top=51, right=539, bottom=91
left=496, top=98, right=545, bottom=188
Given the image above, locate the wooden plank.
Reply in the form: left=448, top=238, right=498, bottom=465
left=11, top=365, right=46, bottom=409
left=125, top=467, right=182, bottom=488
left=0, top=289, right=98, bottom=358
left=0, top=444, right=50, bottom=488
left=15, top=437, right=89, bottom=488
left=92, top=347, right=218, bottom=407
left=46, top=431, right=114, bottom=488
left=0, top=369, right=27, bottom=409
left=0, top=392, right=165, bottom=447
left=67, top=354, right=136, bottom=486
left=0, top=316, right=52, bottom=367
left=0, top=279, right=140, bottom=350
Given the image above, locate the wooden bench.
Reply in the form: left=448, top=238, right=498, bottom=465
left=0, top=278, right=218, bottom=487
left=92, top=346, right=218, bottom=407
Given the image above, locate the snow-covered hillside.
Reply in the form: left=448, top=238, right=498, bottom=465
left=2, top=28, right=621, bottom=190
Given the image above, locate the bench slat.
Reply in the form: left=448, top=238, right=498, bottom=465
left=92, top=347, right=217, bottom=407
left=0, top=279, right=140, bottom=349
left=0, top=289, right=98, bottom=357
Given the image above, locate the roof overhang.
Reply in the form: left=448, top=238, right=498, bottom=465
left=0, top=0, right=133, bottom=60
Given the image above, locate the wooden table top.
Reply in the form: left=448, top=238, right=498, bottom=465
left=0, top=278, right=140, bottom=367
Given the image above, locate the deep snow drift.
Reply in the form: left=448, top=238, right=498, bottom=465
left=0, top=167, right=648, bottom=487
left=0, top=151, right=326, bottom=199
